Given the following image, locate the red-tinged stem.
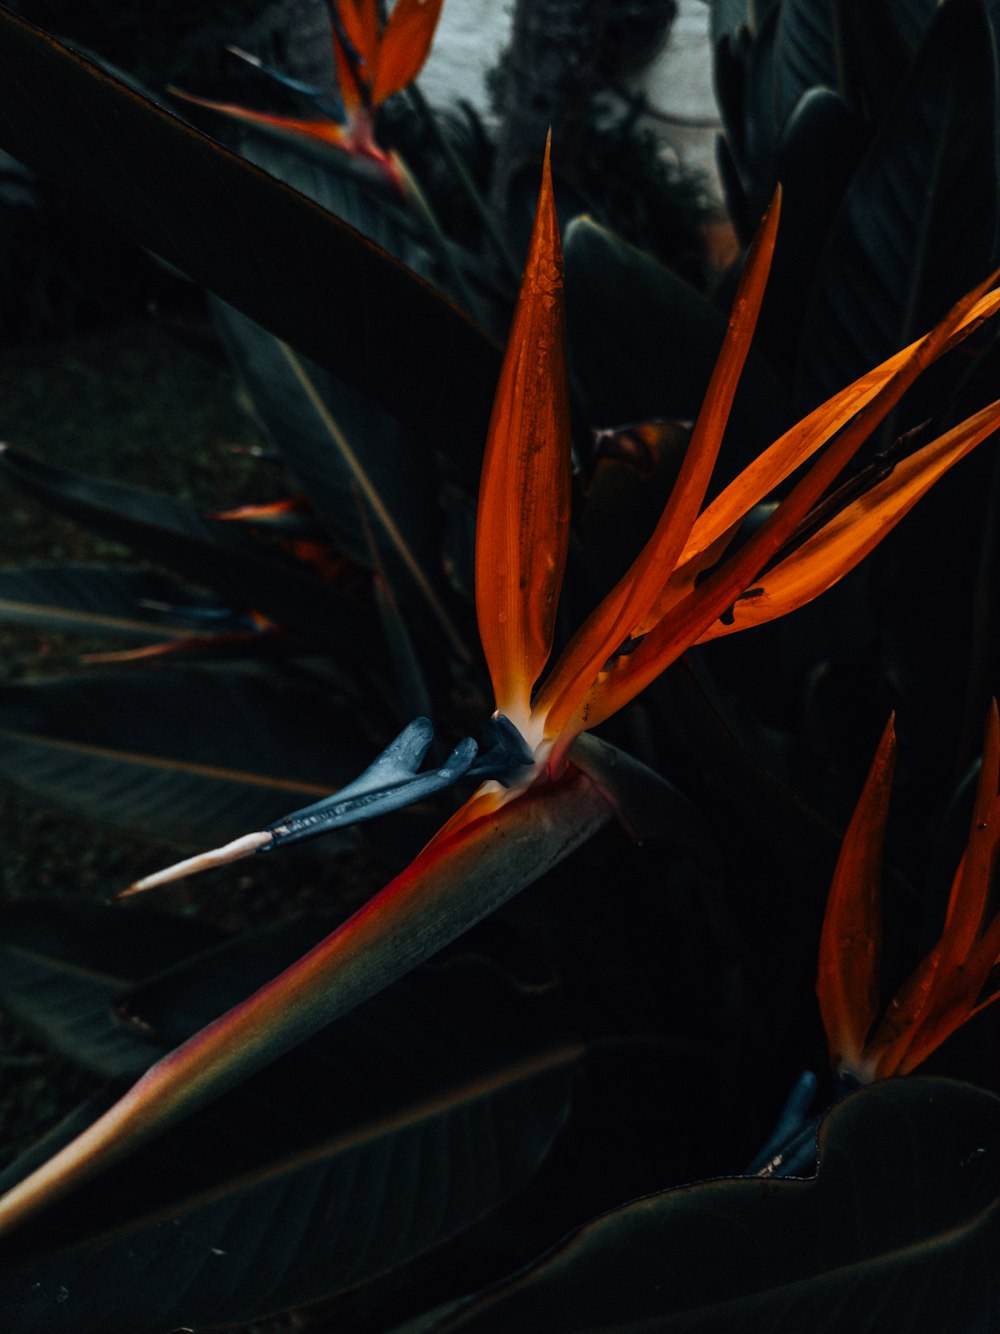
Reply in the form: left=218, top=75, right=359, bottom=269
left=0, top=771, right=612, bottom=1240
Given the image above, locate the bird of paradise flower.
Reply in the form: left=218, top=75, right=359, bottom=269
left=818, top=704, right=1000, bottom=1085
left=174, top=0, right=444, bottom=186
left=2, top=146, right=1000, bottom=1237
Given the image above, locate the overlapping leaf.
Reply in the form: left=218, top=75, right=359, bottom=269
left=0, top=901, right=224, bottom=1079
left=0, top=565, right=246, bottom=642
left=0, top=446, right=384, bottom=653
left=793, top=0, right=999, bottom=413
left=563, top=218, right=788, bottom=466
left=0, top=941, right=580, bottom=1334
left=0, top=7, right=500, bottom=454
left=0, top=662, right=374, bottom=845
left=422, top=1078, right=1000, bottom=1332
left=211, top=138, right=467, bottom=647
left=772, top=0, right=837, bottom=130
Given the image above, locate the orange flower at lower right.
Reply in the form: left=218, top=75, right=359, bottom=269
left=817, top=702, right=1000, bottom=1083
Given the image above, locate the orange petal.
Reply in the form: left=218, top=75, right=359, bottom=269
left=475, top=137, right=571, bottom=729
left=170, top=89, right=346, bottom=147
left=697, top=399, right=1000, bottom=641
left=873, top=704, right=1000, bottom=1075
left=583, top=282, right=1000, bottom=731
left=887, top=903, right=1000, bottom=1075
left=371, top=0, right=444, bottom=104
left=332, top=0, right=380, bottom=109
left=535, top=188, right=781, bottom=742
left=816, top=716, right=895, bottom=1078
left=679, top=344, right=918, bottom=568
left=939, top=701, right=1000, bottom=956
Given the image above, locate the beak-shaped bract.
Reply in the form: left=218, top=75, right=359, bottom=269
left=818, top=704, right=1000, bottom=1082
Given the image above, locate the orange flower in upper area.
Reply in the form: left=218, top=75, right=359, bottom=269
left=818, top=706, right=1000, bottom=1084
left=174, top=0, right=443, bottom=183
left=469, top=158, right=1000, bottom=796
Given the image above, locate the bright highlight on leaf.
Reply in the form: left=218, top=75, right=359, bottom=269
left=818, top=703, right=1000, bottom=1083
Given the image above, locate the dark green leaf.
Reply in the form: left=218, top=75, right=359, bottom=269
left=713, top=29, right=749, bottom=175
left=650, top=659, right=840, bottom=890
left=0, top=661, right=374, bottom=845
left=833, top=0, right=911, bottom=123
left=116, top=912, right=355, bottom=1046
left=889, top=0, right=940, bottom=47
left=740, top=4, right=780, bottom=186
left=563, top=217, right=789, bottom=472
left=425, top=1078, right=1000, bottom=1332
left=0, top=955, right=580, bottom=1334
left=216, top=309, right=469, bottom=654
left=772, top=0, right=838, bottom=131
left=757, top=88, right=866, bottom=381
left=210, top=136, right=473, bottom=645
left=711, top=0, right=750, bottom=45
left=0, top=9, right=500, bottom=458
left=0, top=901, right=223, bottom=1079
left=0, top=446, right=375, bottom=648
left=794, top=0, right=999, bottom=415
left=0, top=564, right=251, bottom=641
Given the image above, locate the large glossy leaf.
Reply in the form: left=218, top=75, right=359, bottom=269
left=757, top=88, right=866, bottom=381
left=215, top=316, right=468, bottom=649
left=794, top=0, right=999, bottom=414
left=0, top=950, right=580, bottom=1334
left=563, top=218, right=789, bottom=468
left=0, top=901, right=223, bottom=1079
left=0, top=564, right=251, bottom=641
left=833, top=0, right=911, bottom=123
left=0, top=9, right=500, bottom=457
left=0, top=661, right=374, bottom=845
left=772, top=0, right=838, bottom=131
left=0, top=446, right=375, bottom=649
left=424, top=1078, right=1000, bottom=1332
left=740, top=4, right=780, bottom=186
left=210, top=136, right=471, bottom=647
left=711, top=0, right=750, bottom=44
left=889, top=0, right=941, bottom=46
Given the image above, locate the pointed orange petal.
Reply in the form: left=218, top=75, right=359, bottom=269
left=332, top=0, right=380, bottom=109
left=939, top=701, right=1000, bottom=956
left=697, top=399, right=1000, bottom=641
left=169, top=89, right=346, bottom=147
left=876, top=705, right=1000, bottom=1075
left=865, top=709, right=1000, bottom=1077
left=534, top=188, right=781, bottom=741
left=371, top=0, right=444, bottom=104
left=887, top=905, right=1000, bottom=1075
left=680, top=345, right=917, bottom=566
left=680, top=281, right=1000, bottom=571
left=475, top=138, right=571, bottom=729
left=582, top=283, right=1000, bottom=732
left=815, top=717, right=895, bottom=1077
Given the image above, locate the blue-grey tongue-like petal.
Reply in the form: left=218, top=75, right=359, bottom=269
left=266, top=722, right=478, bottom=848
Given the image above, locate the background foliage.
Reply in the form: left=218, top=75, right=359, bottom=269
left=0, top=1, right=998, bottom=1330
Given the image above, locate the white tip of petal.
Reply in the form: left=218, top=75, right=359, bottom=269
left=118, top=830, right=273, bottom=898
